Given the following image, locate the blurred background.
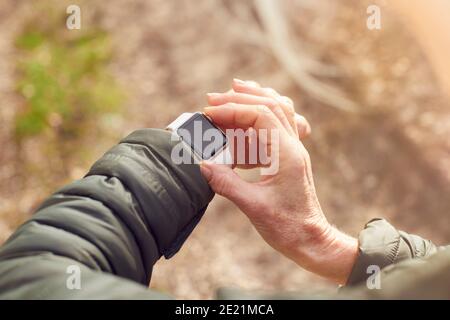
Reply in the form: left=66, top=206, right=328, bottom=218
left=1, top=0, right=450, bottom=299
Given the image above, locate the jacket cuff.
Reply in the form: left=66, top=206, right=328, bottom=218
left=346, top=218, right=414, bottom=286
left=87, top=129, right=214, bottom=260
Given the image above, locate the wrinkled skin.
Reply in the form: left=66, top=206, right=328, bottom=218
left=201, top=79, right=358, bottom=284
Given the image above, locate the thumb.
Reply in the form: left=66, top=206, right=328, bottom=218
left=200, top=161, right=253, bottom=206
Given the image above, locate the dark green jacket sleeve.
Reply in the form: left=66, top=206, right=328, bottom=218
left=346, top=218, right=441, bottom=286
left=341, top=218, right=450, bottom=299
left=216, top=218, right=450, bottom=300
left=0, top=129, right=214, bottom=299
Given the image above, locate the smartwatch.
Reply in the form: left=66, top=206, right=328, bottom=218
left=166, top=112, right=233, bottom=165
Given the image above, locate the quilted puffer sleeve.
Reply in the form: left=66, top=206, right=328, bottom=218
left=346, top=218, right=439, bottom=286
left=0, top=129, right=214, bottom=298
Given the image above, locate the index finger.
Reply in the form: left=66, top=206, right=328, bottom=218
left=204, top=104, right=284, bottom=132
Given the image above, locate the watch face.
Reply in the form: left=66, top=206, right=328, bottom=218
left=177, top=113, right=227, bottom=160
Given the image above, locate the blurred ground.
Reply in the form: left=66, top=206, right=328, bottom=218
left=0, top=0, right=450, bottom=299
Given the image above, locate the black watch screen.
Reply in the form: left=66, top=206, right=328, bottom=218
left=177, top=113, right=227, bottom=160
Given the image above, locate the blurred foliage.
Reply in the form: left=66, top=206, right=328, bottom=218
left=14, top=11, right=124, bottom=140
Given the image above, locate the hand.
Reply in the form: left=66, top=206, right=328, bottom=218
left=201, top=79, right=358, bottom=284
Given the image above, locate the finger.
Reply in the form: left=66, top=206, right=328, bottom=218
left=295, top=114, right=311, bottom=139
left=232, top=80, right=298, bottom=136
left=232, top=79, right=279, bottom=98
left=200, top=161, right=257, bottom=207
left=204, top=104, right=287, bottom=156
left=204, top=104, right=284, bottom=133
left=207, top=92, right=294, bottom=135
left=234, top=78, right=261, bottom=88
left=228, top=127, right=272, bottom=169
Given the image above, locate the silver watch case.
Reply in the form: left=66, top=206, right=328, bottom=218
left=166, top=112, right=233, bottom=166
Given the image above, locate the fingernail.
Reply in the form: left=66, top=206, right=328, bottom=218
left=233, top=78, right=245, bottom=84
left=203, top=107, right=216, bottom=115
left=246, top=81, right=259, bottom=87
left=207, top=93, right=221, bottom=98
left=280, top=96, right=293, bottom=106
left=200, top=162, right=212, bottom=180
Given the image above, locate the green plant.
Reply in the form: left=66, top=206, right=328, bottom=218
left=14, top=19, right=124, bottom=140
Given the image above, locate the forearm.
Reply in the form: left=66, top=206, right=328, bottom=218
left=299, top=0, right=450, bottom=287
left=0, top=129, right=213, bottom=298
left=311, top=226, right=358, bottom=285
left=290, top=218, right=358, bottom=285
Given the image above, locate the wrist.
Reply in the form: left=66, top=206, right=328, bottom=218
left=293, top=218, right=359, bottom=285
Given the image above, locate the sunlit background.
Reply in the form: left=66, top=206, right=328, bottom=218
left=0, top=0, right=449, bottom=299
